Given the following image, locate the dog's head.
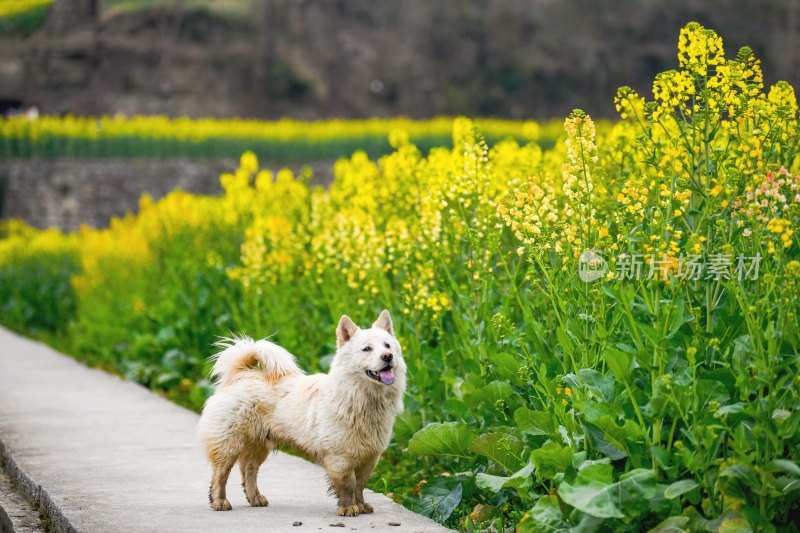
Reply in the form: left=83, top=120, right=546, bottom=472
left=332, top=310, right=406, bottom=391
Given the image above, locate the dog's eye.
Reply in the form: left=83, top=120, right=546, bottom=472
left=362, top=346, right=372, bottom=352
left=384, top=343, right=390, bottom=349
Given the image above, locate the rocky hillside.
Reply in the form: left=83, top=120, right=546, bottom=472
left=1, top=0, right=797, bottom=120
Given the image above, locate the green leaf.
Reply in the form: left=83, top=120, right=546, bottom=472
left=582, top=423, right=627, bottom=460
left=531, top=442, right=574, bottom=479
left=767, top=459, right=800, bottom=475
left=663, top=479, right=699, bottom=499
left=469, top=432, right=526, bottom=472
left=717, top=513, right=753, bottom=533
left=518, top=495, right=570, bottom=533
left=720, top=464, right=758, bottom=486
left=476, top=473, right=508, bottom=493
left=577, top=400, right=641, bottom=452
left=490, top=352, right=525, bottom=384
left=408, top=422, right=474, bottom=457
left=604, top=347, right=633, bottom=384
left=504, top=462, right=535, bottom=490
left=637, top=322, right=662, bottom=347
left=646, top=516, right=690, bottom=533
left=515, top=406, right=556, bottom=436
left=482, top=380, right=514, bottom=404
left=405, top=476, right=462, bottom=523
left=578, top=368, right=615, bottom=401
left=696, top=379, right=730, bottom=407
left=717, top=403, right=744, bottom=416
left=556, top=327, right=574, bottom=357
left=476, top=462, right=534, bottom=494
left=558, top=465, right=656, bottom=519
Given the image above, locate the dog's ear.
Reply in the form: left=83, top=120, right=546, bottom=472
left=373, top=309, right=394, bottom=336
left=336, top=315, right=359, bottom=348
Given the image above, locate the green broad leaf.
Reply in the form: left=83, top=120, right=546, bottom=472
left=577, top=400, right=641, bottom=451
left=617, top=468, right=659, bottom=516
left=663, top=479, right=699, bottom=499
left=490, top=352, right=525, bottom=384
left=518, top=495, right=570, bottom=533
left=637, top=322, right=663, bottom=347
left=469, top=432, right=526, bottom=472
left=772, top=408, right=791, bottom=422
left=704, top=368, right=736, bottom=393
left=482, top=380, right=514, bottom=404
left=558, top=465, right=656, bottom=519
left=776, top=476, right=800, bottom=494
left=407, top=422, right=474, bottom=457
left=441, top=399, right=471, bottom=420
left=582, top=423, right=627, bottom=460
left=717, top=513, right=753, bottom=533
left=696, top=379, right=730, bottom=407
left=575, top=400, right=621, bottom=421
left=531, top=442, right=574, bottom=479
left=767, top=459, right=800, bottom=475
left=570, top=514, right=604, bottom=532
left=603, top=347, right=633, bottom=384
left=558, top=464, right=618, bottom=517
left=504, top=462, right=535, bottom=489
left=586, top=414, right=641, bottom=447
left=556, top=327, right=574, bottom=357
left=578, top=368, right=615, bottom=401
left=476, top=473, right=508, bottom=493
left=716, top=403, right=744, bottom=416
left=405, top=476, right=463, bottom=523
left=646, top=516, right=690, bottom=533
left=720, top=464, right=759, bottom=487
left=515, top=406, right=556, bottom=436
left=476, top=462, right=534, bottom=494
left=666, top=302, right=692, bottom=338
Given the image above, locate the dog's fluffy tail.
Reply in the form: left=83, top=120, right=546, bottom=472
left=210, top=335, right=302, bottom=384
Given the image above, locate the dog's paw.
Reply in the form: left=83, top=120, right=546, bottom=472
left=210, top=498, right=232, bottom=511
left=248, top=494, right=269, bottom=507
left=357, top=502, right=374, bottom=514
left=337, top=505, right=360, bottom=517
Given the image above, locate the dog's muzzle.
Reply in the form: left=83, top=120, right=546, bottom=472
left=366, top=365, right=395, bottom=385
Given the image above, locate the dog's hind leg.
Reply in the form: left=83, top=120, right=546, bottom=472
left=239, top=440, right=272, bottom=507
left=208, top=445, right=239, bottom=511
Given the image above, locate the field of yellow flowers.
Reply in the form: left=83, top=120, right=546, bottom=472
left=0, top=0, right=52, bottom=35
left=0, top=114, right=557, bottom=161
left=1, top=23, right=799, bottom=531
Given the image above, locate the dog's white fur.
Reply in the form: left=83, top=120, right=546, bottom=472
left=197, top=311, right=406, bottom=516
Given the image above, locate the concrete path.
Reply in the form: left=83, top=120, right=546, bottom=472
left=0, top=327, right=450, bottom=533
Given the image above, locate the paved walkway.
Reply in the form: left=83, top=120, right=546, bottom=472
left=0, top=327, right=449, bottom=533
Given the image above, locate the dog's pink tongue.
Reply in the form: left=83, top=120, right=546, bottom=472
left=378, top=369, right=395, bottom=385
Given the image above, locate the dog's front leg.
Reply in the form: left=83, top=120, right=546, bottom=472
left=325, top=455, right=359, bottom=516
left=354, top=455, right=380, bottom=514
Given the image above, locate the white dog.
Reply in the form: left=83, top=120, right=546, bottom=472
left=197, top=310, right=406, bottom=516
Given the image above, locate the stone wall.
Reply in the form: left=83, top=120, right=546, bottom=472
left=0, top=158, right=333, bottom=231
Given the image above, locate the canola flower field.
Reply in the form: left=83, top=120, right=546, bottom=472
left=0, top=0, right=52, bottom=35
left=0, top=115, right=557, bottom=161
left=1, top=24, right=799, bottom=531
